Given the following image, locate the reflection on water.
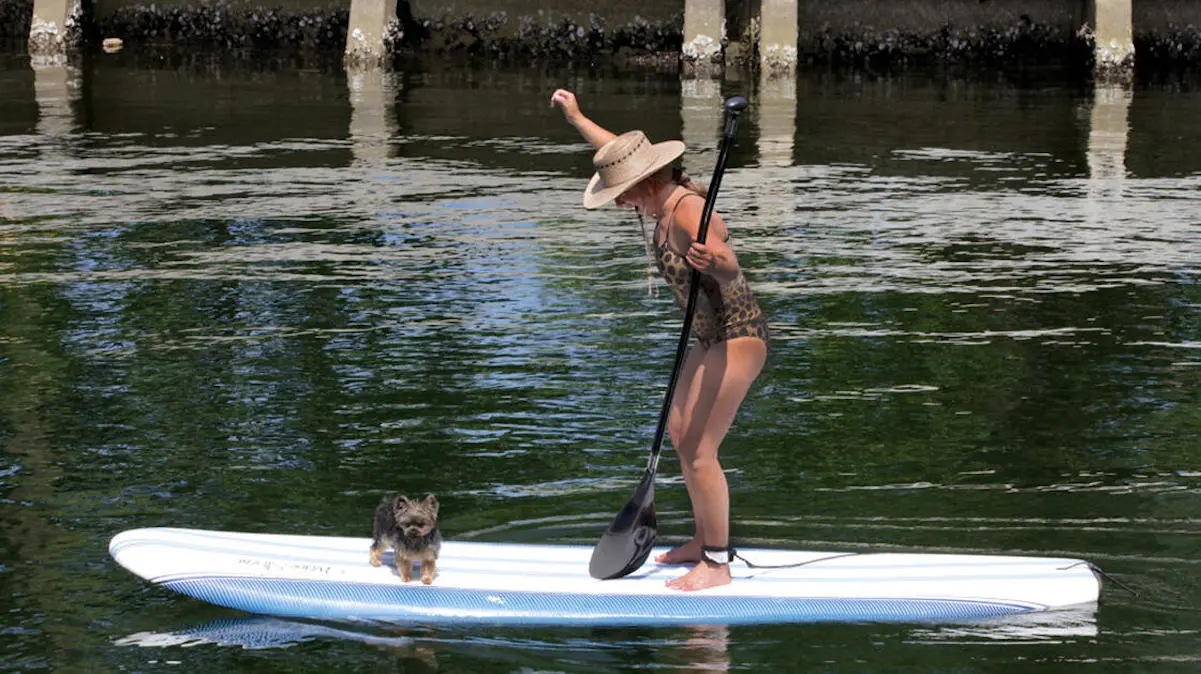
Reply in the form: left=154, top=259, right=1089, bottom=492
left=2, top=49, right=1200, bottom=671
left=907, top=608, right=1099, bottom=643
left=115, top=608, right=1098, bottom=671
left=116, top=617, right=419, bottom=651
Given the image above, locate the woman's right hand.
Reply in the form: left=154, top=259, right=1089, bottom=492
left=550, top=88, right=615, bottom=150
left=550, top=89, right=582, bottom=123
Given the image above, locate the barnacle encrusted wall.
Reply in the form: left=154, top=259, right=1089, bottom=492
left=1134, top=0, right=1201, bottom=68
left=94, top=0, right=350, bottom=49
left=405, top=1, right=682, bottom=59
left=81, top=0, right=682, bottom=58
left=795, top=0, right=1090, bottom=67
left=0, top=0, right=33, bottom=38
left=2, top=0, right=1200, bottom=70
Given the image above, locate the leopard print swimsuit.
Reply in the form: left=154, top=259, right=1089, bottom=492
left=653, top=194, right=770, bottom=351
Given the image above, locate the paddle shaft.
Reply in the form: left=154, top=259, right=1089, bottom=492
left=645, top=99, right=746, bottom=475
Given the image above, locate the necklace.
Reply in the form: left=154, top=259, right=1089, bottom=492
left=637, top=186, right=685, bottom=298
left=637, top=213, right=660, bottom=298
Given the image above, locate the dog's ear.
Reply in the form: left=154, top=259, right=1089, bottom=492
left=422, top=494, right=439, bottom=517
left=394, top=495, right=412, bottom=511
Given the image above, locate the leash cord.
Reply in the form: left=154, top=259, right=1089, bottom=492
left=1061, top=561, right=1138, bottom=598
left=734, top=551, right=862, bottom=569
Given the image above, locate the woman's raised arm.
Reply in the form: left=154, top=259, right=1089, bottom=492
left=550, top=89, right=616, bottom=150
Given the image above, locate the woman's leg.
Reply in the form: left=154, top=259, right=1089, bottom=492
left=654, top=344, right=710, bottom=564
left=664, top=336, right=767, bottom=591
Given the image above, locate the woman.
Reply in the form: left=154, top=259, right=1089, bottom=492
left=550, top=89, right=769, bottom=592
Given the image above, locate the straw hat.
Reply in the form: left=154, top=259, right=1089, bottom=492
left=583, top=130, right=686, bottom=209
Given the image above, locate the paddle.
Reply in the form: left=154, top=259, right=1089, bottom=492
left=589, top=95, right=749, bottom=580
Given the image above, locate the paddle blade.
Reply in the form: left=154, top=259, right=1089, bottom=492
left=589, top=472, right=657, bottom=580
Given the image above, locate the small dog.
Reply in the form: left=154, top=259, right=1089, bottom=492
left=370, top=494, right=442, bottom=584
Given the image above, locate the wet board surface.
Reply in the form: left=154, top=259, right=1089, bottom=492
left=110, top=527, right=1101, bottom=626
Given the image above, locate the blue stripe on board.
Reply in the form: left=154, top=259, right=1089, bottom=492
left=160, top=576, right=1040, bottom=626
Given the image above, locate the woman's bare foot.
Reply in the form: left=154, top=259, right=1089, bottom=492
left=655, top=538, right=703, bottom=564
left=666, top=560, right=731, bottom=592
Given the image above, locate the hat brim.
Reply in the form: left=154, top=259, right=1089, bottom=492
left=582, top=140, right=686, bottom=209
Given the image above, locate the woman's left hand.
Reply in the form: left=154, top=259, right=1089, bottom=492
left=686, top=242, right=718, bottom=273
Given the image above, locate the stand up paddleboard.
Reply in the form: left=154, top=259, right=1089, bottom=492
left=109, top=528, right=1100, bottom=626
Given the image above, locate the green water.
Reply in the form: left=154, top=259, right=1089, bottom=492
left=1, top=50, right=1200, bottom=671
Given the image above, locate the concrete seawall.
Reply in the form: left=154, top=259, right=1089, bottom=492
left=4, top=0, right=1201, bottom=71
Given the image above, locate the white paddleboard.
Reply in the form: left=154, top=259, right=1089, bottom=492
left=109, top=527, right=1100, bottom=626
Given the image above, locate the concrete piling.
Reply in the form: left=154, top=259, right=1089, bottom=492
left=345, top=0, right=401, bottom=67
left=759, top=0, right=798, bottom=75
left=683, top=0, right=725, bottom=72
left=1090, top=0, right=1134, bottom=73
left=27, top=0, right=82, bottom=63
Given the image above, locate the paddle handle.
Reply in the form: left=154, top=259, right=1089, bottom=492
left=646, top=96, right=748, bottom=474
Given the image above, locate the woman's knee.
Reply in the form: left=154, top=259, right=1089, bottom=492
left=687, top=452, right=721, bottom=476
left=667, top=412, right=687, bottom=450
